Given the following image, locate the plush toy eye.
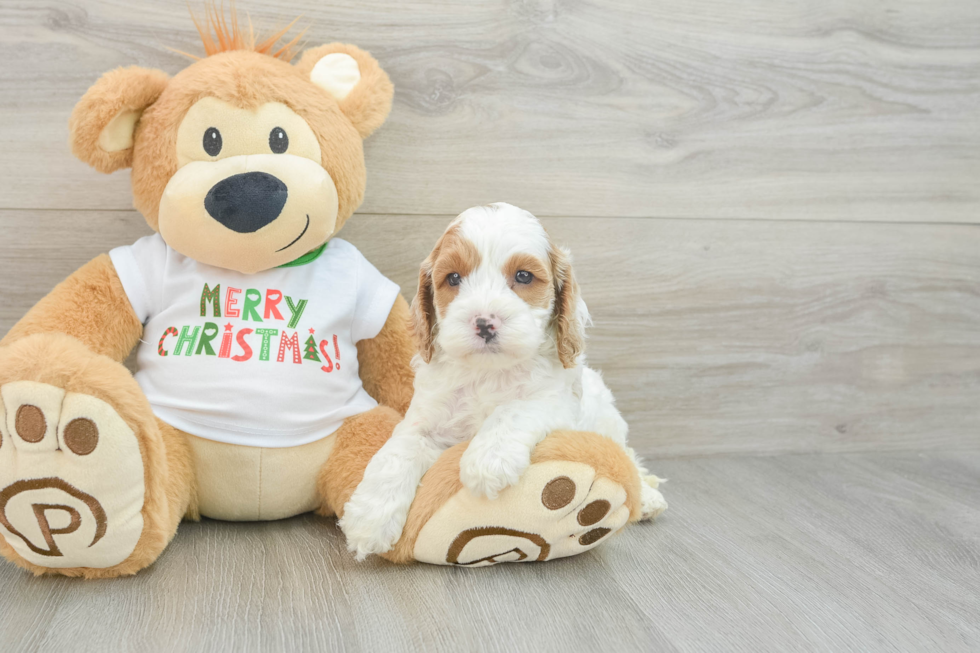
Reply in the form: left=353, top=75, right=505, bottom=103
left=203, top=127, right=222, bottom=156
left=447, top=272, right=462, bottom=287
left=515, top=270, right=533, bottom=284
left=269, top=127, right=289, bottom=154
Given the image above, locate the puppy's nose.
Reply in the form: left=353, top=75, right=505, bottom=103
left=204, top=171, right=288, bottom=233
left=472, top=315, right=501, bottom=342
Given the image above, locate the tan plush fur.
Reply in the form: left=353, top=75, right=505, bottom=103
left=315, top=405, right=402, bottom=517
left=1, top=255, right=143, bottom=361
left=68, top=67, right=170, bottom=174
left=355, top=295, right=416, bottom=416
left=129, top=50, right=372, bottom=235
left=0, top=334, right=185, bottom=578
left=410, top=224, right=478, bottom=363
left=295, top=44, right=395, bottom=139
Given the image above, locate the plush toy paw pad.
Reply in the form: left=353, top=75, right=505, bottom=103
left=413, top=461, right=631, bottom=567
left=0, top=381, right=145, bottom=569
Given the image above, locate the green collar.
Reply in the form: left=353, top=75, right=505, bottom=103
left=278, top=241, right=328, bottom=268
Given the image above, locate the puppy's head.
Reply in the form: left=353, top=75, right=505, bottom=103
left=411, top=203, right=586, bottom=369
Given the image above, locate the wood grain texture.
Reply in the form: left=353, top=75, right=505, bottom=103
left=1, top=209, right=978, bottom=456
left=0, top=451, right=977, bottom=652
left=0, top=0, right=978, bottom=220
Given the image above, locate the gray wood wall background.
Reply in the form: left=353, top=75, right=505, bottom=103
left=1, top=0, right=977, bottom=457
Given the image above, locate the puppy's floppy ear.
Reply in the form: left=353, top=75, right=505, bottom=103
left=410, top=255, right=437, bottom=363
left=296, top=43, right=394, bottom=139
left=551, top=245, right=585, bottom=369
left=69, top=66, right=170, bottom=174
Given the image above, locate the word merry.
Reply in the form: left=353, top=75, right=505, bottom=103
left=200, top=283, right=308, bottom=329
left=159, top=323, right=342, bottom=373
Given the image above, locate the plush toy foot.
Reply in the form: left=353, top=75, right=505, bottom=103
left=384, top=430, right=652, bottom=567
left=0, top=334, right=174, bottom=577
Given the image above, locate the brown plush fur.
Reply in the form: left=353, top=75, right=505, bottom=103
left=128, top=50, right=373, bottom=235
left=356, top=295, right=416, bottom=416
left=315, top=405, right=402, bottom=517
left=0, top=334, right=190, bottom=578
left=295, top=43, right=395, bottom=139
left=68, top=67, right=170, bottom=174
left=0, top=255, right=143, bottom=361
left=156, top=418, right=200, bottom=524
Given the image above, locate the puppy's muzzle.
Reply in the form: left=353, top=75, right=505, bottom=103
left=204, top=171, right=288, bottom=233
left=473, top=316, right=500, bottom=343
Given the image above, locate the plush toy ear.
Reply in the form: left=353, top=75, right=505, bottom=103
left=296, top=43, right=394, bottom=138
left=69, top=66, right=170, bottom=174
left=550, top=245, right=586, bottom=369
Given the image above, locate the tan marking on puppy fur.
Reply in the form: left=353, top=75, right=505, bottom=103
left=410, top=225, right=481, bottom=362
left=549, top=245, right=585, bottom=369
left=410, top=258, right=438, bottom=364
left=503, top=252, right=553, bottom=309
left=431, top=229, right=481, bottom=318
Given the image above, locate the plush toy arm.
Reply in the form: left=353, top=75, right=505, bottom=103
left=356, top=294, right=415, bottom=415
left=0, top=254, right=142, bottom=362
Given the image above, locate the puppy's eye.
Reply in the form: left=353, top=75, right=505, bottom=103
left=203, top=127, right=222, bottom=156
left=447, top=272, right=462, bottom=287
left=515, top=270, right=534, bottom=284
left=269, top=127, right=289, bottom=154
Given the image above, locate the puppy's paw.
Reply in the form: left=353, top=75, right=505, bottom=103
left=639, top=479, right=668, bottom=521
left=459, top=437, right=532, bottom=499
left=339, top=493, right=409, bottom=561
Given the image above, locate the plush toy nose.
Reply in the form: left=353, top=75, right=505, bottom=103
left=204, top=172, right=288, bottom=233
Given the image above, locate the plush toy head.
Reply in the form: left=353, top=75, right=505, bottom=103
left=68, top=9, right=393, bottom=274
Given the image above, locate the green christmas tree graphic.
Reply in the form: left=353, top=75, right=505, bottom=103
left=304, top=334, right=321, bottom=362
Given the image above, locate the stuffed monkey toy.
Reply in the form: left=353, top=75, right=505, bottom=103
left=0, top=10, right=645, bottom=577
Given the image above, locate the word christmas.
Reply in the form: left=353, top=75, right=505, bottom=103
left=157, top=283, right=342, bottom=373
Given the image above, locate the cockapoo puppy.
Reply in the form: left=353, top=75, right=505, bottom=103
left=341, top=203, right=666, bottom=560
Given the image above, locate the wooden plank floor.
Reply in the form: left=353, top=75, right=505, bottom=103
left=0, top=451, right=977, bottom=652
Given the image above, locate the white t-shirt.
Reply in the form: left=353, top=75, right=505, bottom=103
left=109, top=234, right=400, bottom=448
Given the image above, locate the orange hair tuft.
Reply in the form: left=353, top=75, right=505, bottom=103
left=181, top=1, right=306, bottom=62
